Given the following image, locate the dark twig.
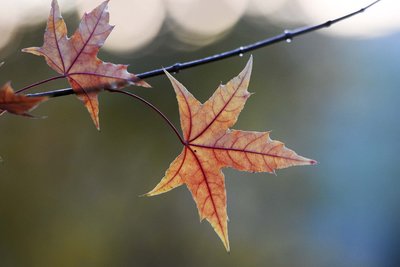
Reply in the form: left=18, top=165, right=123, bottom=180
left=107, top=89, right=186, bottom=145
left=26, top=0, right=381, bottom=99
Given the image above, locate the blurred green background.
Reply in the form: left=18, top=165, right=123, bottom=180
left=0, top=1, right=399, bottom=266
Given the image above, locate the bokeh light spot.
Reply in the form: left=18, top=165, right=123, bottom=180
left=77, top=0, right=166, bottom=53
left=166, top=0, right=249, bottom=41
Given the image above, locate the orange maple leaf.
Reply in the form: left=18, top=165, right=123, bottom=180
left=146, top=57, right=316, bottom=251
left=0, top=82, right=47, bottom=117
left=22, top=0, right=149, bottom=129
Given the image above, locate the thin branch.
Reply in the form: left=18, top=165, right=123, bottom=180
left=107, top=89, right=186, bottom=146
left=26, top=0, right=381, bottom=99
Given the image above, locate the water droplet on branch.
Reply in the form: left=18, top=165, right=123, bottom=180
left=284, top=29, right=292, bottom=43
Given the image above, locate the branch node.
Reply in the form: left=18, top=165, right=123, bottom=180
left=283, top=30, right=293, bottom=43
left=171, top=63, right=182, bottom=74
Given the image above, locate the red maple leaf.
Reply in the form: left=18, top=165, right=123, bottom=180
left=146, top=57, right=316, bottom=251
left=23, top=0, right=149, bottom=129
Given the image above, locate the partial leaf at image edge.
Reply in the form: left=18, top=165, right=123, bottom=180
left=0, top=82, right=48, bottom=117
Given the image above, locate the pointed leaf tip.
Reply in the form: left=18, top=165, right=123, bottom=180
left=51, top=0, right=58, bottom=8
left=247, top=54, right=253, bottom=67
left=237, top=55, right=253, bottom=82
left=225, top=242, right=230, bottom=253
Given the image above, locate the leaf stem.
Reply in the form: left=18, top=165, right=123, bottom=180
left=16, top=75, right=66, bottom=94
left=107, top=89, right=186, bottom=146
left=26, top=0, right=381, bottom=98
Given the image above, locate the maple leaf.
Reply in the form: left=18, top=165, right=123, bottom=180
left=145, top=57, right=316, bottom=251
left=22, top=0, right=149, bottom=129
left=0, top=82, right=48, bottom=117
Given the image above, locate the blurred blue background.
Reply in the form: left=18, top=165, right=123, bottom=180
left=0, top=0, right=399, bottom=266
